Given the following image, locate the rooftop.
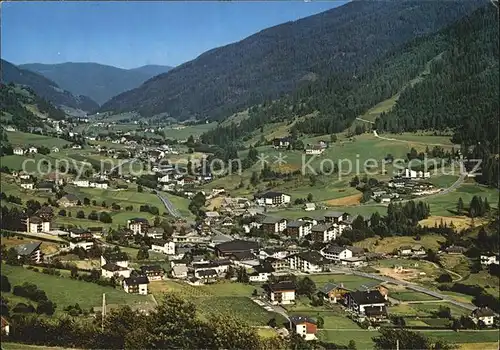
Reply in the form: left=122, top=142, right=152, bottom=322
left=15, top=242, right=42, bottom=256
left=255, top=191, right=286, bottom=199
left=290, top=315, right=317, bottom=325
left=216, top=239, right=259, bottom=253
left=197, top=269, right=218, bottom=277
left=124, top=275, right=149, bottom=285
left=268, top=281, right=296, bottom=292
left=102, top=263, right=128, bottom=272
left=140, top=265, right=163, bottom=273
left=349, top=290, right=385, bottom=305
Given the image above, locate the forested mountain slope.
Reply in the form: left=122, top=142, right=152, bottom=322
left=375, top=4, right=498, bottom=187
left=1, top=60, right=98, bottom=112
left=99, top=0, right=483, bottom=120
left=21, top=62, right=172, bottom=105
left=0, top=83, right=66, bottom=131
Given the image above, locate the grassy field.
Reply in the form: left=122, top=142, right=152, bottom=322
left=353, top=234, right=445, bottom=254
left=424, top=183, right=499, bottom=217
left=1, top=264, right=147, bottom=311
left=308, top=274, right=380, bottom=290
left=318, top=329, right=376, bottom=348
left=6, top=131, right=71, bottom=148
left=149, top=280, right=286, bottom=326
left=388, top=301, right=471, bottom=318
left=318, top=329, right=498, bottom=348
left=162, top=122, right=217, bottom=140
left=1, top=236, right=60, bottom=255
left=390, top=291, right=440, bottom=302
left=460, top=271, right=500, bottom=299
left=2, top=344, right=79, bottom=350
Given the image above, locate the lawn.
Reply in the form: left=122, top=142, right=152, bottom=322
left=308, top=274, right=380, bottom=290
left=390, top=291, right=440, bottom=301
left=411, top=302, right=472, bottom=317
left=353, top=235, right=445, bottom=254
left=318, top=329, right=376, bottom=349
left=149, top=280, right=286, bottom=326
left=1, top=264, right=147, bottom=311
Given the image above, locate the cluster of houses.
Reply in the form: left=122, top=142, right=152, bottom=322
left=13, top=172, right=62, bottom=192
left=13, top=145, right=41, bottom=155
left=99, top=250, right=163, bottom=295
left=243, top=211, right=353, bottom=242
left=72, top=175, right=110, bottom=189
left=365, top=169, right=441, bottom=203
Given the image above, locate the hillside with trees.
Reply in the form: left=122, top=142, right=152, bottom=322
left=0, top=83, right=67, bottom=131
left=374, top=5, right=499, bottom=187
left=21, top=62, right=172, bottom=105
left=1, top=59, right=98, bottom=112
left=100, top=0, right=483, bottom=119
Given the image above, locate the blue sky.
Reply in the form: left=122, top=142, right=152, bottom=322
left=2, top=1, right=345, bottom=69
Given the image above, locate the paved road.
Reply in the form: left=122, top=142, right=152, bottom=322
left=372, top=130, right=455, bottom=148
left=329, top=267, right=477, bottom=311
left=157, top=192, right=181, bottom=218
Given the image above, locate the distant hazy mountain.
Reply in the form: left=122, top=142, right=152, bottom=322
left=20, top=62, right=173, bottom=105
left=99, top=0, right=484, bottom=120
left=129, top=65, right=174, bottom=77
left=1, top=59, right=99, bottom=112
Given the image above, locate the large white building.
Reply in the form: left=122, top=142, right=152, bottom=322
left=320, top=245, right=353, bottom=262
left=26, top=216, right=50, bottom=234
left=480, top=254, right=499, bottom=266
left=151, top=239, right=176, bottom=255
left=267, top=281, right=296, bottom=305
left=254, top=191, right=291, bottom=206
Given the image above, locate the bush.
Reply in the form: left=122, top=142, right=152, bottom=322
left=13, top=302, right=35, bottom=313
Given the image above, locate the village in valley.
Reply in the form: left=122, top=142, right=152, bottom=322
left=1, top=1, right=499, bottom=349
left=1, top=109, right=499, bottom=349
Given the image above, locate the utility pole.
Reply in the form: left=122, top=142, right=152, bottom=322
left=396, top=339, right=399, bottom=350
left=101, top=293, right=106, bottom=331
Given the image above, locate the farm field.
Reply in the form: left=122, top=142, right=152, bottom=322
left=1, top=236, right=60, bottom=255
left=1, top=264, right=148, bottom=311
left=388, top=301, right=470, bottom=317
left=423, top=183, right=499, bottom=217
left=2, top=344, right=79, bottom=350
left=6, top=131, right=71, bottom=148
left=318, top=329, right=499, bottom=349
left=353, top=234, right=445, bottom=254
left=149, top=280, right=286, bottom=326
left=390, top=291, right=440, bottom=302
left=308, top=274, right=380, bottom=290
left=162, top=122, right=217, bottom=140
left=460, top=271, right=500, bottom=299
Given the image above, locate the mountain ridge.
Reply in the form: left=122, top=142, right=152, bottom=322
left=1, top=59, right=99, bottom=112
left=99, top=0, right=485, bottom=120
left=19, top=62, right=172, bottom=105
